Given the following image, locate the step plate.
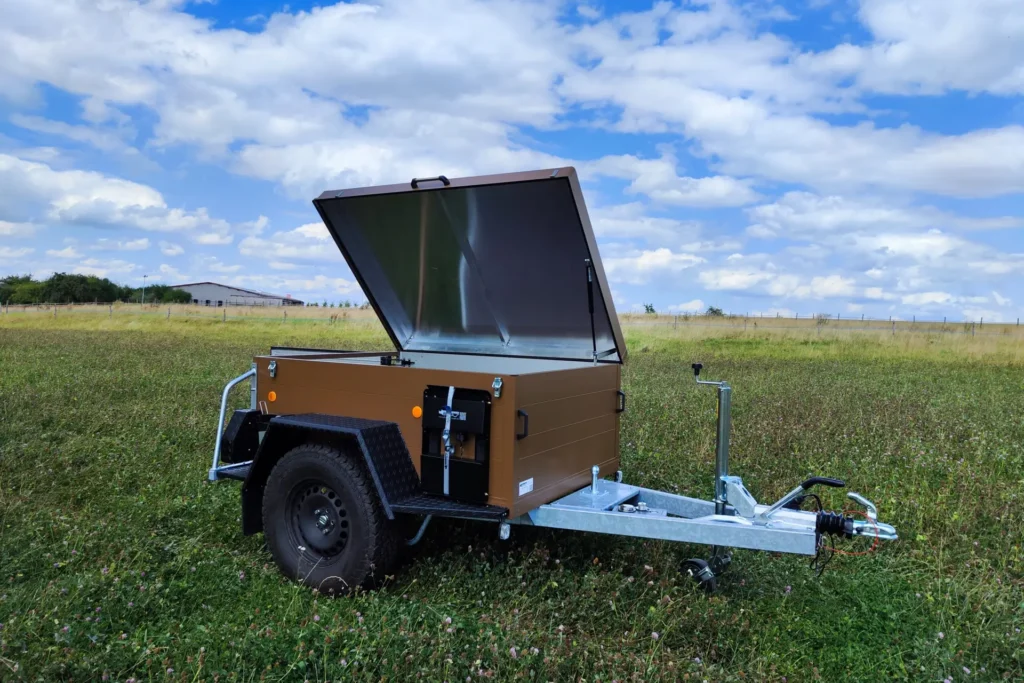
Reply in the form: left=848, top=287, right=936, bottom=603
left=391, top=494, right=508, bottom=521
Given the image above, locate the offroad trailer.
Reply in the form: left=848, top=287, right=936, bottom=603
left=209, top=168, right=897, bottom=593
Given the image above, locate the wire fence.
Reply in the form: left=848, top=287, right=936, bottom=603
left=618, top=313, right=1022, bottom=339
left=2, top=302, right=1022, bottom=338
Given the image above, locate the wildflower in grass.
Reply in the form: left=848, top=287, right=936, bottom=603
left=120, top=633, right=127, bottom=640
left=167, top=667, right=174, bottom=674
left=239, top=571, right=245, bottom=580
left=651, top=632, right=659, bottom=641
left=101, top=567, right=109, bottom=575
left=340, top=659, right=348, bottom=667
left=784, top=585, right=792, bottom=594
left=509, top=646, right=518, bottom=658
left=938, top=632, right=944, bottom=639
left=95, top=607, right=101, bottom=612
left=530, top=647, right=539, bottom=655
left=444, top=616, right=452, bottom=625
left=963, top=667, right=970, bottom=674
left=313, top=614, right=320, bottom=622
left=71, top=550, right=77, bottom=555
left=128, top=602, right=134, bottom=607
left=694, top=657, right=701, bottom=664
left=102, top=673, right=109, bottom=681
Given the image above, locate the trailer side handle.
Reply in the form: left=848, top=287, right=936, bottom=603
left=516, top=409, right=529, bottom=440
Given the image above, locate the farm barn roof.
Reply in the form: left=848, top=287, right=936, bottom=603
left=172, top=281, right=304, bottom=305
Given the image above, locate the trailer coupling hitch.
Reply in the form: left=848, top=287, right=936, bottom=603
left=814, top=492, right=897, bottom=541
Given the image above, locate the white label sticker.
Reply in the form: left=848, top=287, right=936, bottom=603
left=518, top=478, right=534, bottom=496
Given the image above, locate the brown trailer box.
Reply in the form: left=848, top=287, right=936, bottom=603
left=253, top=351, right=622, bottom=518
left=249, top=168, right=626, bottom=519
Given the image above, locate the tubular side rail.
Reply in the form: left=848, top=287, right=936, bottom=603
left=209, top=367, right=257, bottom=481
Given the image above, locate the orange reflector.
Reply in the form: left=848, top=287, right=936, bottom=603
left=267, top=391, right=277, bottom=402
left=412, top=405, right=423, bottom=418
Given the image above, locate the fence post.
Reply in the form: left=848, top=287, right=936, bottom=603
left=674, top=315, right=677, bottom=330
left=167, top=307, right=171, bottom=320
left=972, top=323, right=975, bottom=337
left=980, top=318, right=983, bottom=327
left=891, top=320, right=895, bottom=337
left=284, top=310, right=287, bottom=322
left=54, top=305, right=57, bottom=319
left=223, top=308, right=226, bottom=322
left=109, top=305, right=112, bottom=318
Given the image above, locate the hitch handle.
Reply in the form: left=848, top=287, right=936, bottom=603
left=800, top=477, right=845, bottom=490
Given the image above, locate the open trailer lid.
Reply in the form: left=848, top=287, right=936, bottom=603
left=313, top=167, right=626, bottom=363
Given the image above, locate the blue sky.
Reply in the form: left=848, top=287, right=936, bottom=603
left=0, top=0, right=1021, bottom=320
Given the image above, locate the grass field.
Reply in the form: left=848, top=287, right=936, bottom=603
left=1, top=314, right=1022, bottom=682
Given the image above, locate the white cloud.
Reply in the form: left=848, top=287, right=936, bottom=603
left=815, top=0, right=1024, bottom=97
left=698, top=268, right=774, bottom=291
left=587, top=152, right=760, bottom=207
left=158, top=263, right=189, bottom=282
left=93, top=238, right=150, bottom=251
left=603, top=247, right=705, bottom=285
left=0, top=246, right=33, bottom=261
left=700, top=267, right=855, bottom=299
left=71, top=258, right=138, bottom=278
left=196, top=256, right=242, bottom=274
left=992, top=291, right=1011, bottom=307
left=238, top=222, right=342, bottom=261
left=667, top=299, right=705, bottom=313
left=746, top=192, right=1022, bottom=238
left=901, top=291, right=954, bottom=307
left=589, top=202, right=702, bottom=246
left=10, top=114, right=138, bottom=155
left=0, top=154, right=239, bottom=244
left=46, top=247, right=82, bottom=259
left=160, top=241, right=184, bottom=256
left=864, top=287, right=896, bottom=301
left=0, top=220, right=36, bottom=237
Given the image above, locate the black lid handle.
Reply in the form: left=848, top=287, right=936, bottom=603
left=692, top=362, right=703, bottom=377
left=411, top=175, right=450, bottom=189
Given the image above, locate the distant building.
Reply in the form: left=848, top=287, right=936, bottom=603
left=173, top=282, right=304, bottom=307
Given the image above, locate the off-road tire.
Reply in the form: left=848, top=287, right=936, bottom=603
left=263, top=443, right=401, bottom=593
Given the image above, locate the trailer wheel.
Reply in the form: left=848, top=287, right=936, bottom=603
left=681, top=558, right=717, bottom=594
left=262, top=443, right=400, bottom=593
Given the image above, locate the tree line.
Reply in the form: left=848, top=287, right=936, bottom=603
left=0, top=273, right=191, bottom=305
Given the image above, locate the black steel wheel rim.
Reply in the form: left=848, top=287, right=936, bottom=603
left=287, top=481, right=349, bottom=556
